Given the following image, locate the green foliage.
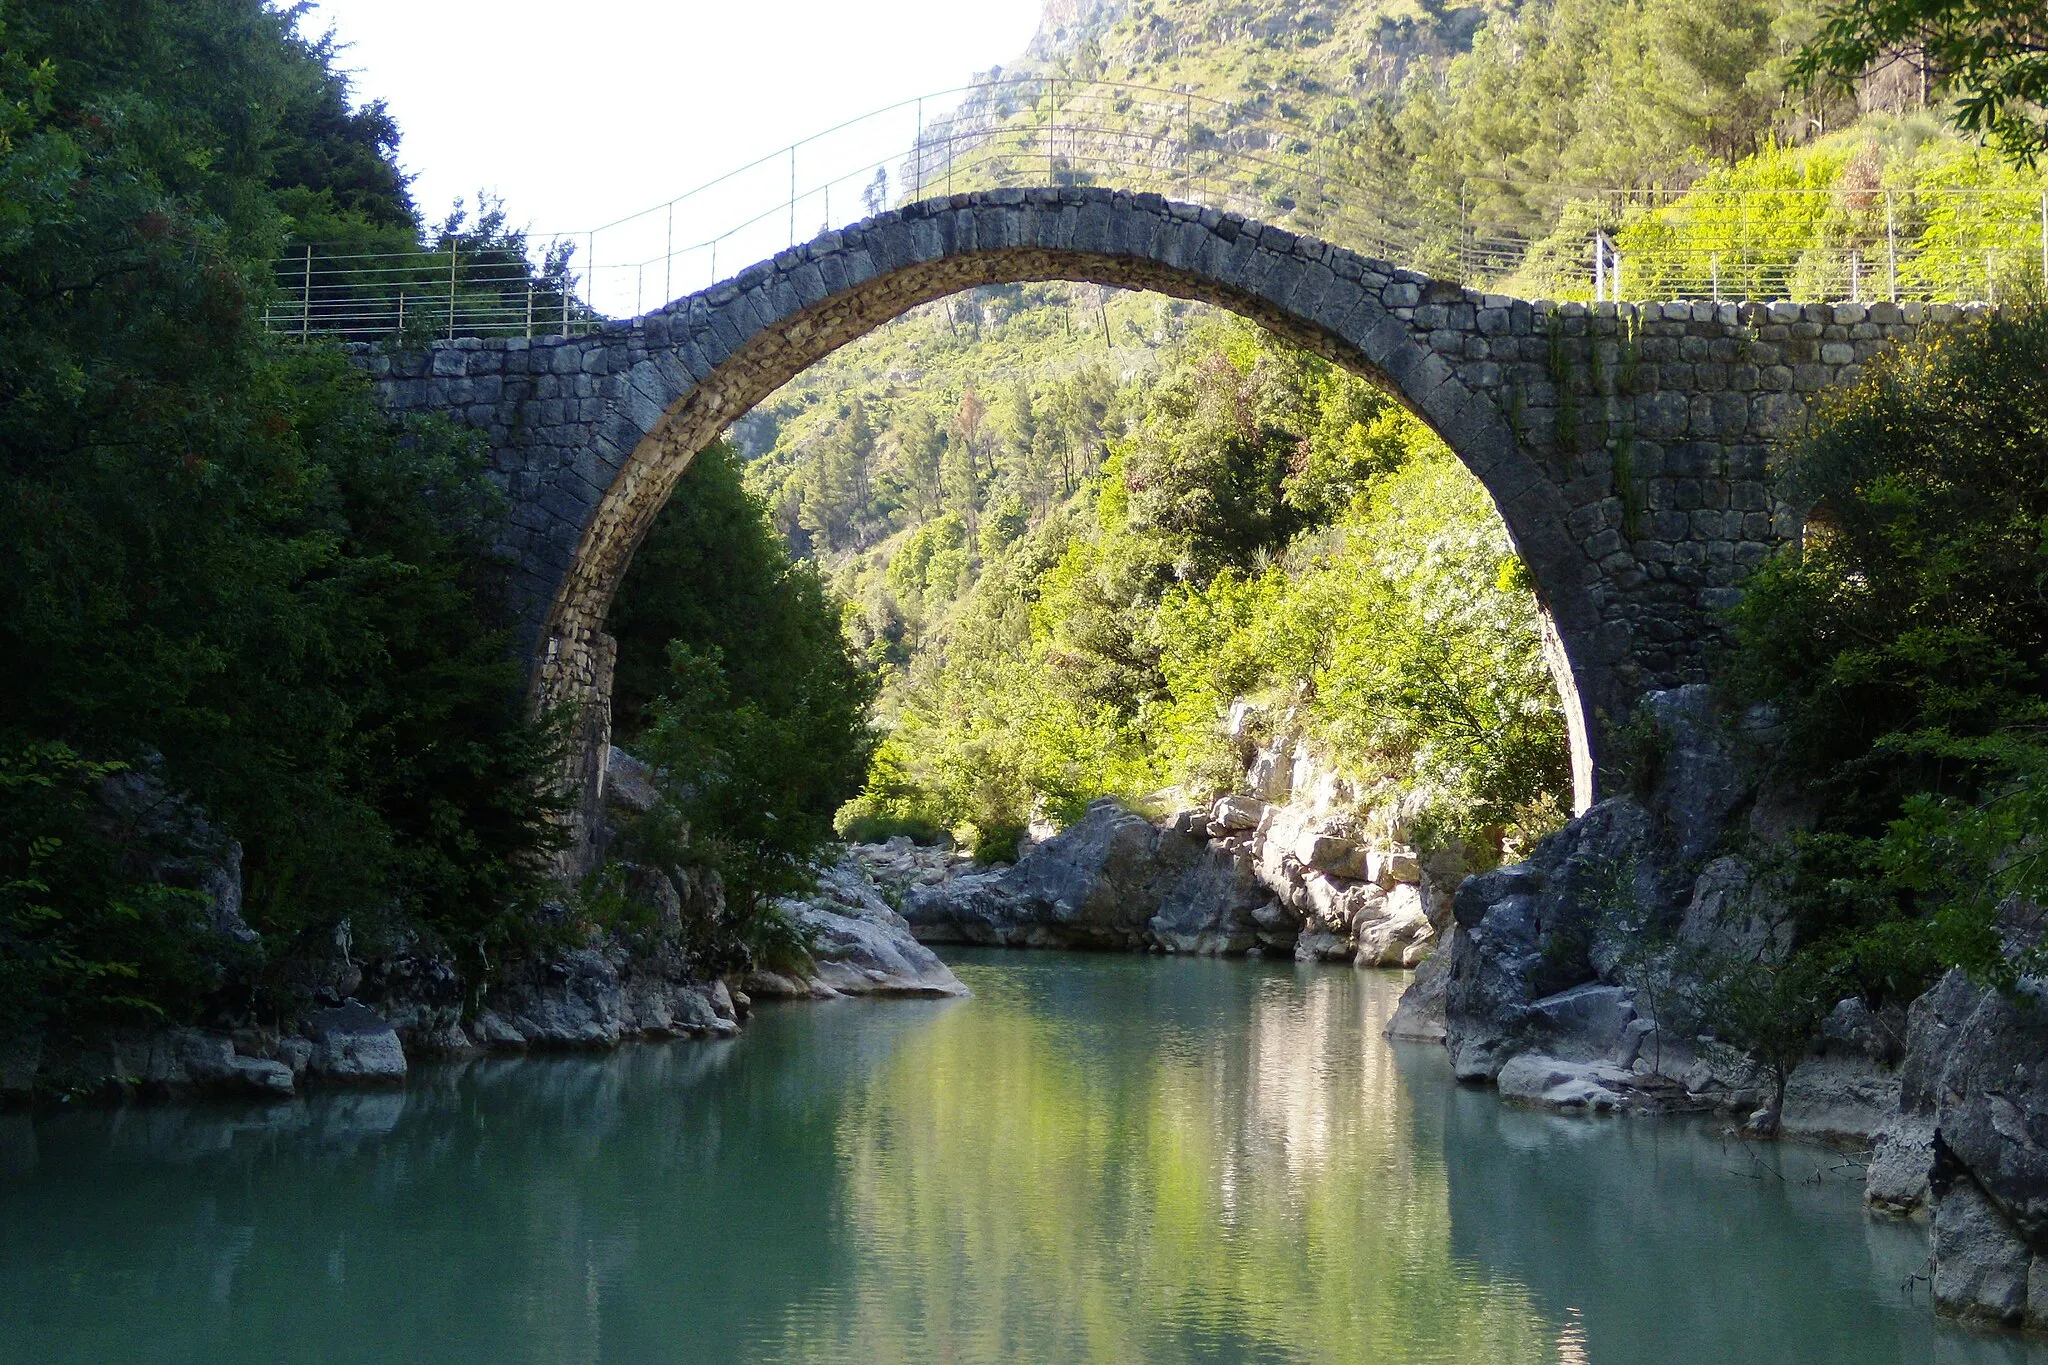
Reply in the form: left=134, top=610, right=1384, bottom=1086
left=1796, top=0, right=2048, bottom=167
left=1725, top=307, right=2048, bottom=1003
left=0, top=0, right=565, bottom=1040
left=607, top=443, right=879, bottom=960
left=843, top=326, right=1569, bottom=852
left=1610, top=126, right=2047, bottom=302
left=0, top=744, right=217, bottom=1042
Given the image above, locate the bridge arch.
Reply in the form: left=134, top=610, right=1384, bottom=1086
left=565, top=191, right=1600, bottom=815
left=371, top=187, right=1922, bottom=864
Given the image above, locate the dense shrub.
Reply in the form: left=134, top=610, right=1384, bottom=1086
left=1726, top=308, right=2048, bottom=1001
left=0, top=0, right=563, bottom=1043
left=606, top=442, right=879, bottom=958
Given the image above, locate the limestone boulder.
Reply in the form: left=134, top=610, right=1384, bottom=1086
left=778, top=861, right=967, bottom=997
left=604, top=746, right=660, bottom=814
left=1495, top=1054, right=1638, bottom=1112
left=1210, top=795, right=1266, bottom=831
left=304, top=1005, right=408, bottom=1084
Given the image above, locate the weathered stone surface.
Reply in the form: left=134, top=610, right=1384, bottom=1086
left=1211, top=795, right=1266, bottom=830
left=1496, top=1053, right=1639, bottom=1112
left=1434, top=685, right=1769, bottom=1085
left=1384, top=949, right=1450, bottom=1042
left=1933, top=1178, right=2034, bottom=1328
left=1777, top=1054, right=1899, bottom=1145
left=775, top=861, right=967, bottom=998
left=304, top=1005, right=408, bottom=1084
left=1865, top=1114, right=1936, bottom=1217
left=901, top=799, right=1277, bottom=954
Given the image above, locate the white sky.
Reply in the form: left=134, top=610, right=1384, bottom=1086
left=302, top=1, right=1046, bottom=311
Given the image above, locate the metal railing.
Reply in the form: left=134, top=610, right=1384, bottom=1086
left=263, top=76, right=2048, bottom=342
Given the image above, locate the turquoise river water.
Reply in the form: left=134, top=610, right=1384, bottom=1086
left=4, top=950, right=2047, bottom=1364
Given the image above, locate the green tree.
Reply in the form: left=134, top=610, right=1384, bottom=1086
left=1797, top=0, right=2048, bottom=166
left=1727, top=309, right=2048, bottom=1001
left=0, top=0, right=563, bottom=1041
left=606, top=441, right=879, bottom=955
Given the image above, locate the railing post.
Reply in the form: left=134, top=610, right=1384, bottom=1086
left=914, top=98, right=923, bottom=198
left=789, top=145, right=797, bottom=249
left=1710, top=252, right=1720, bottom=304
left=397, top=291, right=405, bottom=336
left=525, top=283, right=533, bottom=339
left=561, top=272, right=570, bottom=338
left=2040, top=192, right=2046, bottom=293
left=446, top=240, right=457, bottom=340
left=1593, top=233, right=1606, bottom=301
left=665, top=201, right=674, bottom=304
left=1850, top=249, right=1861, bottom=303
left=1887, top=191, right=1898, bottom=302
left=301, top=245, right=312, bottom=341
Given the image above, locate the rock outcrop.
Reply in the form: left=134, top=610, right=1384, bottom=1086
left=1407, top=685, right=1916, bottom=1132
left=1864, top=933, right=2048, bottom=1331
left=745, top=858, right=968, bottom=1000
left=881, top=779, right=1458, bottom=966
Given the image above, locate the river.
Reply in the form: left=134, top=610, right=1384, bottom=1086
left=2, top=951, right=2040, bottom=1364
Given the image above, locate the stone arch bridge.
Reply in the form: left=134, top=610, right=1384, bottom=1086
left=362, top=186, right=1951, bottom=865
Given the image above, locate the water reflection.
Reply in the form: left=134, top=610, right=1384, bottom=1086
left=0, top=954, right=2039, bottom=1364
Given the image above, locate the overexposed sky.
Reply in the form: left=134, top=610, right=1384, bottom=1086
left=303, top=1, right=1045, bottom=310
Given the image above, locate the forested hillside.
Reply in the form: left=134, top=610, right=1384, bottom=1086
left=716, top=0, right=2047, bottom=857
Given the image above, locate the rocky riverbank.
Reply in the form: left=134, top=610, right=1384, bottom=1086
left=1, top=749, right=962, bottom=1109
left=858, top=684, right=2048, bottom=1336
left=863, top=707, right=1469, bottom=971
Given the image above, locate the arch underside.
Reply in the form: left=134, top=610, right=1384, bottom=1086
left=537, top=199, right=1620, bottom=844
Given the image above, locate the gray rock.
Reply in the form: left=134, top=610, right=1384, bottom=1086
left=780, top=862, right=968, bottom=997
left=166, top=1030, right=296, bottom=1098
left=508, top=950, right=627, bottom=1047
left=905, top=799, right=1273, bottom=954
left=304, top=1005, right=407, bottom=1083
left=604, top=746, right=660, bottom=814
left=1496, top=1054, right=1636, bottom=1112
left=471, top=1011, right=527, bottom=1048
left=1210, top=795, right=1266, bottom=830
left=1524, top=982, right=1639, bottom=1059
left=1294, top=927, right=1352, bottom=962
left=1866, top=1114, right=1936, bottom=1217
left=1933, top=1178, right=2034, bottom=1328
left=1632, top=686, right=1748, bottom=863
left=1384, top=949, right=1450, bottom=1042
left=1778, top=1053, right=1899, bottom=1145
